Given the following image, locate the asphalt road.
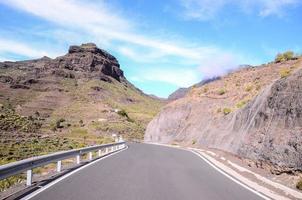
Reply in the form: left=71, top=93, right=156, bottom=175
left=29, top=143, right=264, bottom=200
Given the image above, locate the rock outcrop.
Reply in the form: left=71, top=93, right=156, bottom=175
left=146, top=59, right=302, bottom=170
left=0, top=43, right=125, bottom=86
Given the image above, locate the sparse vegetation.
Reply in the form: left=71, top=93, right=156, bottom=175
left=275, top=51, right=297, bottom=63
left=0, top=107, right=42, bottom=132
left=217, top=88, right=226, bottom=95
left=236, top=100, right=248, bottom=108
left=245, top=84, right=253, bottom=92
left=203, top=87, right=209, bottom=93
left=223, top=108, right=232, bottom=115
left=279, top=68, right=291, bottom=78
left=117, top=109, right=134, bottom=122
left=117, top=109, right=129, bottom=118
left=0, top=175, right=24, bottom=192
left=192, top=139, right=197, bottom=145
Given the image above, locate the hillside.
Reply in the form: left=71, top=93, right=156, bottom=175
left=145, top=56, right=302, bottom=171
left=0, top=43, right=163, bottom=164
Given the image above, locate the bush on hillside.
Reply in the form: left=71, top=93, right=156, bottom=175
left=275, top=51, right=297, bottom=63
left=245, top=84, right=253, bottom=92
left=279, top=68, right=291, bottom=78
left=236, top=100, right=248, bottom=108
left=217, top=88, right=226, bottom=95
left=296, top=179, right=302, bottom=190
left=223, top=108, right=232, bottom=115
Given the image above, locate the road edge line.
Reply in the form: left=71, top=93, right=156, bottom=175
left=188, top=150, right=272, bottom=200
left=21, top=145, right=128, bottom=200
left=145, top=142, right=277, bottom=200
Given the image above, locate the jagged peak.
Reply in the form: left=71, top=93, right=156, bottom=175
left=68, top=43, right=98, bottom=53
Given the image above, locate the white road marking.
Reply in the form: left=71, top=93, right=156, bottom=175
left=189, top=150, right=272, bottom=200
left=145, top=142, right=282, bottom=200
left=21, top=146, right=128, bottom=200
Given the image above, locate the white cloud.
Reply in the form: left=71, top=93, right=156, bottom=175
left=0, top=39, right=57, bottom=58
left=0, top=0, right=234, bottom=63
left=2, top=0, right=130, bottom=31
left=180, top=0, right=227, bottom=20
left=199, top=53, right=239, bottom=78
left=179, top=0, right=300, bottom=20
left=130, top=68, right=201, bottom=87
left=258, top=0, right=299, bottom=16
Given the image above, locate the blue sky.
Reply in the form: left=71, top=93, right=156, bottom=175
left=0, top=0, right=301, bottom=97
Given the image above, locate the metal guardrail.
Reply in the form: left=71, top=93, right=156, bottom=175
left=0, top=141, right=126, bottom=186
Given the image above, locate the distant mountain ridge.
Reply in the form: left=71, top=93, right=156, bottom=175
left=168, top=77, right=220, bottom=101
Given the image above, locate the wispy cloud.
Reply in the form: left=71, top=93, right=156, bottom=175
left=1, top=0, right=211, bottom=61
left=0, top=0, right=247, bottom=89
left=198, top=53, right=239, bottom=78
left=179, top=0, right=300, bottom=21
left=130, top=68, right=201, bottom=87
left=0, top=38, right=58, bottom=58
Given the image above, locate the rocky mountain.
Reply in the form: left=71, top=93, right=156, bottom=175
left=145, top=57, right=302, bottom=171
left=0, top=43, right=163, bottom=164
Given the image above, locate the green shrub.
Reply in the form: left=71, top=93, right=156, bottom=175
left=117, top=109, right=134, bottom=122
left=117, top=109, right=128, bottom=118
left=283, top=51, right=294, bottom=60
left=223, top=108, right=232, bottom=115
left=203, top=87, right=209, bottom=93
left=275, top=53, right=286, bottom=63
left=279, top=68, right=291, bottom=78
left=296, top=179, right=302, bottom=190
left=236, top=100, right=248, bottom=108
left=245, top=85, right=253, bottom=92
left=192, top=139, right=197, bottom=145
left=275, top=51, right=296, bottom=63
left=217, top=88, right=226, bottom=95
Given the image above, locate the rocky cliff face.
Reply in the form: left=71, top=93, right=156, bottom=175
left=145, top=58, right=302, bottom=170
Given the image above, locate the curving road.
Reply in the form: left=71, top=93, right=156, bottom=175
left=27, top=143, right=264, bottom=200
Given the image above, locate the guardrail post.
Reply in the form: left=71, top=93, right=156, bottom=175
left=76, top=155, right=80, bottom=164
left=0, top=142, right=126, bottom=185
left=57, top=160, right=62, bottom=172
left=26, top=169, right=32, bottom=186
